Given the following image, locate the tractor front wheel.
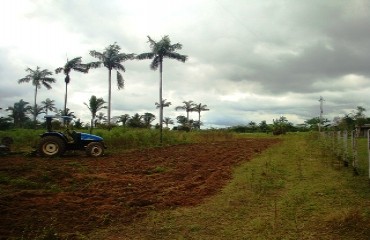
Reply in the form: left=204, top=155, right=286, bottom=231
left=38, top=136, right=66, bottom=157
left=86, top=142, right=104, bottom=157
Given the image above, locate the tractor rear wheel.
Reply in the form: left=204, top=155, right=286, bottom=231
left=86, top=142, right=104, bottom=157
left=38, top=136, right=66, bottom=157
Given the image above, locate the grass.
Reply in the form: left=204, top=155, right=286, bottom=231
left=88, top=133, right=370, bottom=240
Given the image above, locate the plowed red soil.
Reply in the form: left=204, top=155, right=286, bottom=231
left=0, top=138, right=280, bottom=239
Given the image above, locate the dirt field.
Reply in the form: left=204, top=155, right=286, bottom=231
left=0, top=138, right=280, bottom=239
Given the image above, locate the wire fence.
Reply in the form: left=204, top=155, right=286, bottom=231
left=318, top=130, right=370, bottom=177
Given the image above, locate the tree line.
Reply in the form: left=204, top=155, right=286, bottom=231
left=229, top=106, right=370, bottom=135
left=0, top=98, right=209, bottom=133
left=1, top=100, right=368, bottom=136
left=1, top=36, right=199, bottom=140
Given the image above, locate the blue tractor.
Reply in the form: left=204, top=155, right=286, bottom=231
left=37, top=115, right=106, bottom=157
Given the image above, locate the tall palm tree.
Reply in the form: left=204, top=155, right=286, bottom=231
left=193, top=103, right=209, bottom=129
left=41, top=98, right=57, bottom=115
left=175, top=100, right=196, bottom=122
left=6, top=99, right=32, bottom=128
left=155, top=99, right=171, bottom=109
left=89, top=43, right=135, bottom=129
left=137, top=35, right=187, bottom=143
left=55, top=57, right=89, bottom=114
left=84, top=95, right=106, bottom=133
left=18, top=66, right=56, bottom=123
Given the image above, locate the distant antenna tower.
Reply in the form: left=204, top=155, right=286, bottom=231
left=319, top=96, right=325, bottom=132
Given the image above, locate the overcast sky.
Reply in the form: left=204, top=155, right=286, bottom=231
left=1, top=0, right=370, bottom=128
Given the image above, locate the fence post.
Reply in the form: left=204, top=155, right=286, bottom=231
left=332, top=131, right=335, bottom=153
left=368, top=129, right=370, bottom=180
left=343, top=130, right=348, bottom=166
left=352, top=130, right=358, bottom=175
left=337, top=131, right=341, bottom=159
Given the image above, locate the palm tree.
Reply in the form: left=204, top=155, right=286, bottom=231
left=176, top=115, right=193, bottom=131
left=28, top=104, right=45, bottom=122
left=89, top=43, right=135, bottom=129
left=137, top=35, right=187, bottom=143
left=248, top=121, right=258, bottom=132
left=6, top=99, right=32, bottom=128
left=117, top=114, right=130, bottom=126
left=155, top=98, right=172, bottom=109
left=163, top=117, right=174, bottom=128
left=95, top=112, right=107, bottom=126
left=142, top=112, right=156, bottom=128
left=55, top=57, right=89, bottom=114
left=127, top=113, right=143, bottom=128
left=58, top=108, right=76, bottom=126
left=18, top=67, right=56, bottom=123
left=84, top=95, right=106, bottom=133
left=41, top=98, right=57, bottom=115
left=175, top=100, right=196, bottom=122
left=58, top=108, right=76, bottom=118
left=193, top=103, right=209, bottom=129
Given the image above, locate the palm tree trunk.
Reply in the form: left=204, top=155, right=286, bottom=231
left=108, top=69, right=112, bottom=130
left=64, top=81, right=68, bottom=115
left=198, top=111, right=201, bottom=129
left=159, top=60, right=163, bottom=144
left=34, top=86, right=37, bottom=123
left=90, top=118, right=93, bottom=134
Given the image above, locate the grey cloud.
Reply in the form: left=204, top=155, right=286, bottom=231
left=2, top=0, right=370, bottom=127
